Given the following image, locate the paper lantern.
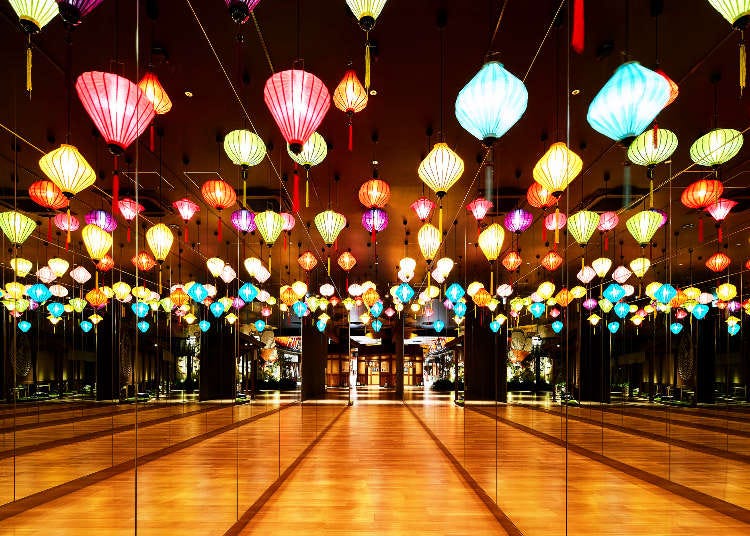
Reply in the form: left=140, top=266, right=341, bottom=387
left=689, top=129, right=743, bottom=167
left=38, top=144, right=96, bottom=201
left=707, top=1, right=750, bottom=26
left=28, top=180, right=68, bottom=211
left=0, top=211, right=36, bottom=245
left=362, top=208, right=388, bottom=235
left=627, top=128, right=678, bottom=169
left=466, top=197, right=493, bottom=222
left=473, top=289, right=492, bottom=308
left=76, top=72, right=155, bottom=153
left=96, top=254, right=114, bottom=272
left=533, top=142, right=583, bottom=195
left=526, top=182, right=557, bottom=209
left=231, top=209, right=256, bottom=234
left=54, top=212, right=79, bottom=232
left=223, top=129, right=265, bottom=168
left=27, top=283, right=51, bottom=303
left=596, top=212, right=618, bottom=233
left=206, top=257, right=225, bottom=278
left=654, top=283, right=677, bottom=305
left=504, top=209, right=533, bottom=234
left=172, top=197, right=200, bottom=243
left=81, top=224, right=112, bottom=262
left=85, top=209, right=117, bottom=232
left=314, top=210, right=346, bottom=246
left=626, top=210, right=662, bottom=246
left=338, top=251, right=357, bottom=272
left=410, top=197, right=435, bottom=222
left=591, top=257, right=612, bottom=278
left=70, top=265, right=92, bottom=284
left=9, top=0, right=58, bottom=32
left=629, top=257, right=651, bottom=278
left=85, top=287, right=107, bottom=308
left=201, top=179, right=236, bottom=240
left=502, top=251, right=522, bottom=271
left=478, top=223, right=505, bottom=262
left=706, top=198, right=738, bottom=222
left=264, top=69, right=330, bottom=154
left=47, top=257, right=69, bottom=278
left=298, top=251, right=319, bottom=272
left=417, top=223, right=441, bottom=262
left=345, top=0, right=387, bottom=30
left=333, top=69, right=368, bottom=150
left=538, top=250, right=563, bottom=273
left=137, top=71, right=172, bottom=115
left=11, top=258, right=33, bottom=277
left=118, top=198, right=143, bottom=241
left=681, top=179, right=723, bottom=209
left=717, top=282, right=738, bottom=301
left=568, top=211, right=600, bottom=245
left=56, top=0, right=105, bottom=25
left=418, top=142, right=464, bottom=205
left=603, top=283, right=626, bottom=303
left=358, top=179, right=391, bottom=208
left=455, top=62, right=527, bottom=145
left=587, top=62, right=671, bottom=143
left=146, top=223, right=173, bottom=262
left=436, top=257, right=454, bottom=277
left=577, top=266, right=596, bottom=284
left=706, top=252, right=731, bottom=272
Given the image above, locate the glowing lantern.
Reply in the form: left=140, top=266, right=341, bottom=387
left=542, top=251, right=563, bottom=272
left=577, top=266, right=596, bottom=284
left=418, top=142, right=464, bottom=233
left=598, top=212, right=619, bottom=232
left=529, top=302, right=545, bottom=318
left=544, top=211, right=567, bottom=232
left=27, top=283, right=51, bottom=303
left=706, top=198, right=737, bottom=222
left=81, top=224, right=112, bottom=262
left=28, top=180, right=68, bottom=215
left=591, top=258, right=612, bottom=278
left=717, top=283, right=738, bottom=302
left=473, top=289, right=492, bottom=308
left=292, top=281, right=308, bottom=299
left=54, top=212, right=79, bottom=233
left=146, top=223, right=173, bottom=264
left=85, top=288, right=107, bottom=308
left=587, top=62, right=671, bottom=143
left=333, top=69, right=368, bottom=151
left=96, top=254, right=114, bottom=272
left=478, top=223, right=505, bottom=264
left=231, top=209, right=256, bottom=235
left=706, top=252, right=731, bottom=272
left=504, top=209, right=533, bottom=234
left=626, top=210, right=662, bottom=247
left=0, top=211, right=36, bottom=245
left=117, top=198, right=143, bottom=242
left=47, top=258, right=69, bottom=278
left=338, top=251, right=357, bottom=272
left=298, top=251, right=319, bottom=272
left=455, top=61, right=528, bottom=145
left=568, top=211, right=600, bottom=246
left=526, top=182, right=557, bottom=209
left=537, top=282, right=556, bottom=300
left=654, top=283, right=677, bottom=305
left=172, top=198, right=200, bottom=243
left=533, top=142, right=583, bottom=195
left=314, top=210, right=346, bottom=246
left=264, top=69, right=330, bottom=154
left=436, top=257, right=454, bottom=277
left=570, top=286, right=587, bottom=299
left=201, top=179, right=236, bottom=241
left=627, top=128, right=678, bottom=170
left=551, top=321, right=564, bottom=334
left=612, top=265, right=632, bottom=284
left=223, top=129, right=265, bottom=169
left=630, top=257, right=651, bottom=278
left=206, top=257, right=225, bottom=278
left=252, top=210, right=283, bottom=249
left=502, top=250, right=522, bottom=271
left=588, top=314, right=602, bottom=326
left=608, top=321, right=620, bottom=334
left=466, top=197, right=493, bottom=222
left=361, top=208, right=389, bottom=238
left=11, top=258, right=33, bottom=277
left=238, top=283, right=259, bottom=303
left=358, top=179, right=391, bottom=209
left=70, top=265, right=92, bottom=284
left=681, top=179, right=723, bottom=210
left=417, top=223, right=441, bottom=262
left=603, top=284, right=626, bottom=303
left=411, top=197, right=435, bottom=222
left=690, top=129, right=743, bottom=167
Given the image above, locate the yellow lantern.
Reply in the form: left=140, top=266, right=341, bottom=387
left=537, top=281, right=556, bottom=300
left=683, top=287, right=701, bottom=301
left=532, top=142, right=583, bottom=195
left=5, top=282, right=25, bottom=300
left=39, top=144, right=96, bottom=196
left=244, top=257, right=262, bottom=277
left=418, top=142, right=464, bottom=233
left=88, top=313, right=103, bottom=325
left=644, top=304, right=656, bottom=314
left=0, top=211, right=36, bottom=245
left=570, top=286, right=587, bottom=299
left=628, top=128, right=679, bottom=168
left=314, top=210, right=346, bottom=246
left=226, top=312, right=239, bottom=324
left=599, top=299, right=614, bottom=313
left=146, top=223, right=173, bottom=262
left=68, top=297, right=86, bottom=313
left=417, top=223, right=441, bottom=262
left=466, top=282, right=484, bottom=297
left=478, top=223, right=505, bottom=262
left=568, top=211, right=600, bottom=246
left=591, top=257, right=612, bottom=278
left=206, top=257, right=225, bottom=278
left=631, top=315, right=643, bottom=326
left=436, top=257, right=454, bottom=277
left=10, top=258, right=33, bottom=277
left=254, top=210, right=284, bottom=246
left=588, top=314, right=601, bottom=326
left=113, top=281, right=132, bottom=301
left=224, top=129, right=266, bottom=168
left=183, top=313, right=197, bottom=325
left=47, top=257, right=70, bottom=278
left=689, top=128, right=743, bottom=167
left=360, top=311, right=372, bottom=324
left=717, top=282, right=737, bottom=301
left=132, top=286, right=151, bottom=300
left=81, top=224, right=113, bottom=262
left=399, top=257, right=417, bottom=275
left=292, top=281, right=308, bottom=299
left=288, top=131, right=327, bottom=169
left=495, top=313, right=508, bottom=325
left=346, top=0, right=387, bottom=26
left=727, top=315, right=741, bottom=326
left=645, top=282, right=662, bottom=300
left=629, top=257, right=651, bottom=278
left=626, top=210, right=662, bottom=247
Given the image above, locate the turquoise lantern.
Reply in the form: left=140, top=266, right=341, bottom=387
left=455, top=61, right=528, bottom=145
left=551, top=320, right=564, bottom=333
left=238, top=282, right=259, bottom=302
left=187, top=282, right=208, bottom=303
left=453, top=301, right=467, bottom=317
left=607, top=321, right=620, bottom=334
left=434, top=319, right=445, bottom=333
left=728, top=323, right=741, bottom=336
left=614, top=302, right=630, bottom=319
left=254, top=319, right=266, bottom=332
left=445, top=282, right=465, bottom=304
left=529, top=302, right=545, bottom=319
left=395, top=282, right=415, bottom=303
left=137, top=321, right=150, bottom=333
left=692, top=303, right=709, bottom=320
left=370, top=301, right=384, bottom=318
left=199, top=320, right=210, bottom=332
left=28, top=283, right=51, bottom=303
left=587, top=62, right=671, bottom=143
left=602, top=283, right=626, bottom=303
left=292, top=301, right=308, bottom=317
left=670, top=322, right=683, bottom=335
left=371, top=319, right=383, bottom=332
left=654, top=283, right=677, bottom=305
left=209, top=301, right=225, bottom=318
left=489, top=320, right=501, bottom=333
left=131, top=302, right=150, bottom=318
left=316, top=319, right=327, bottom=332
left=47, top=302, right=65, bottom=317
left=79, top=320, right=93, bottom=333
left=18, top=320, right=31, bottom=333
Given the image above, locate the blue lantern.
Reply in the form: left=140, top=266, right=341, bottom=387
left=46, top=302, right=65, bottom=317
left=692, top=304, right=709, bottom=320
left=607, top=321, right=620, bottom=334
left=728, top=323, right=741, bottom=336
left=137, top=321, right=150, bottom=333
left=614, top=302, right=630, bottom=319
left=670, top=322, right=683, bottom=335
left=529, top=302, right=545, bottom=319
left=370, top=301, right=384, bottom=318
left=27, top=283, right=51, bottom=303
left=292, top=301, right=308, bottom=318
left=79, top=320, right=93, bottom=333
left=131, top=302, right=150, bottom=318
left=371, top=319, right=383, bottom=332
left=254, top=319, right=266, bottom=332
left=238, top=282, right=259, bottom=302
left=396, top=282, right=415, bottom=303
left=654, top=283, right=677, bottom=305
left=455, top=61, right=528, bottom=145
left=551, top=320, right=564, bottom=333
left=587, top=61, right=671, bottom=142
left=453, top=301, right=467, bottom=318
left=18, top=320, right=31, bottom=333
left=489, top=320, right=501, bottom=333
left=434, top=319, right=445, bottom=333
left=316, top=319, right=327, bottom=332
left=198, top=320, right=210, bottom=332
left=186, top=282, right=208, bottom=303
left=445, top=282, right=465, bottom=304
left=209, top=301, right=225, bottom=318
left=602, top=283, right=626, bottom=304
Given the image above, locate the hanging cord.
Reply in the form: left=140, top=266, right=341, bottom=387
left=486, top=0, right=510, bottom=59
left=250, top=13, right=274, bottom=73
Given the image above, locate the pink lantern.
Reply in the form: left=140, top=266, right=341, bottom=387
left=280, top=212, right=296, bottom=249
left=466, top=197, right=493, bottom=222
left=597, top=211, right=619, bottom=251
left=225, top=0, right=262, bottom=24
left=118, top=198, right=143, bottom=242
left=173, top=198, right=200, bottom=243
left=504, top=209, right=533, bottom=233
left=411, top=197, right=435, bottom=222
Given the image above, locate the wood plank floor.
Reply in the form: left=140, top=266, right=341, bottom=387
left=238, top=404, right=506, bottom=536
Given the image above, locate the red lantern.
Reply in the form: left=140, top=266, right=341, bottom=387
left=263, top=69, right=331, bottom=154
left=201, top=180, right=237, bottom=241
left=674, top=308, right=688, bottom=320
left=410, top=197, right=435, bottom=222
left=132, top=251, right=157, bottom=271
left=54, top=212, right=80, bottom=232
left=96, top=254, right=115, bottom=272
left=173, top=197, right=200, bottom=243
left=29, top=180, right=69, bottom=241
left=656, top=69, right=679, bottom=108
left=526, top=182, right=557, bottom=209
left=466, top=197, right=493, bottom=222
left=706, top=252, right=731, bottom=273
left=298, top=251, right=318, bottom=272
left=681, top=179, right=723, bottom=209
left=502, top=251, right=522, bottom=272
left=358, top=179, right=391, bottom=208
left=118, top=198, right=144, bottom=243
left=541, top=250, right=563, bottom=271
left=746, top=258, right=750, bottom=271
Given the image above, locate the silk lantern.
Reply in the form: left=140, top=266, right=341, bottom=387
left=225, top=0, right=261, bottom=24
left=287, top=132, right=327, bottom=210
left=8, top=0, right=57, bottom=95
left=333, top=69, right=368, bottom=150
left=410, top=197, right=435, bottom=222
left=224, top=129, right=266, bottom=208
left=418, top=142, right=464, bottom=234
left=0, top=211, right=36, bottom=245
left=201, top=179, right=236, bottom=241
left=689, top=128, right=743, bottom=167
left=173, top=197, right=200, bottom=244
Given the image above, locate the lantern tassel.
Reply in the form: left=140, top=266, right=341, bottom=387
left=718, top=225, right=723, bottom=243
left=652, top=123, right=658, bottom=147
left=554, top=208, right=560, bottom=246
left=348, top=121, right=353, bottom=152
left=439, top=204, right=443, bottom=236
left=150, top=123, right=155, bottom=153
left=698, top=216, right=704, bottom=243
left=158, top=270, right=162, bottom=294
left=127, top=227, right=131, bottom=243
left=572, top=0, right=584, bottom=54
left=741, top=32, right=746, bottom=96
left=305, top=175, right=310, bottom=208
left=327, top=256, right=331, bottom=275
left=217, top=217, right=222, bottom=242
left=243, top=179, right=247, bottom=209
left=268, top=252, right=272, bottom=272
left=66, top=208, right=71, bottom=250
left=604, top=234, right=609, bottom=252
left=490, top=270, right=494, bottom=292
left=293, top=168, right=300, bottom=212
left=95, top=271, right=99, bottom=291
left=26, top=38, right=32, bottom=96
left=184, top=225, right=189, bottom=244
left=649, top=178, right=654, bottom=208
left=364, top=37, right=371, bottom=90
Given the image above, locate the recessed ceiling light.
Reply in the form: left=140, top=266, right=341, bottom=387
left=571, top=89, right=581, bottom=95
left=372, top=160, right=379, bottom=165
left=370, top=89, right=377, bottom=96
left=184, top=90, right=193, bottom=98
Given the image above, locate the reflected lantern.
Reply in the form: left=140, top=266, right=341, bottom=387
left=690, top=129, right=743, bottom=167
left=454, top=62, right=528, bottom=146
left=568, top=211, right=600, bottom=246
left=587, top=62, right=671, bottom=143
left=533, top=142, right=583, bottom=195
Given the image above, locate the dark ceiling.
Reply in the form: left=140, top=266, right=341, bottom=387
left=1, top=0, right=749, bottom=296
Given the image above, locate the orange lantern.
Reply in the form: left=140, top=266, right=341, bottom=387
left=555, top=288, right=572, bottom=307
left=362, top=288, right=380, bottom=308
left=96, top=254, right=115, bottom=272
left=333, top=69, right=368, bottom=151
left=502, top=250, right=522, bottom=272
left=472, top=288, right=492, bottom=307
left=526, top=182, right=557, bottom=209
left=170, top=286, right=190, bottom=308
left=86, top=287, right=108, bottom=308
left=281, top=286, right=298, bottom=307
left=298, top=251, right=319, bottom=272
left=706, top=251, right=731, bottom=273
left=201, top=179, right=237, bottom=241
left=541, top=250, right=563, bottom=271
left=132, top=251, right=157, bottom=272
left=358, top=179, right=391, bottom=208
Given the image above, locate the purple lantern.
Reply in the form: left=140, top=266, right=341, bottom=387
left=443, top=298, right=454, bottom=310
left=233, top=297, right=246, bottom=310
left=231, top=209, right=256, bottom=234
left=57, top=1, right=105, bottom=26
left=504, top=208, right=533, bottom=234
left=85, top=209, right=117, bottom=232
left=727, top=300, right=742, bottom=313
left=650, top=208, right=668, bottom=229
left=582, top=298, right=598, bottom=311
left=362, top=208, right=389, bottom=233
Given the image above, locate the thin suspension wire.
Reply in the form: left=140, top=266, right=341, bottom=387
left=486, top=0, right=510, bottom=58
left=523, top=0, right=565, bottom=82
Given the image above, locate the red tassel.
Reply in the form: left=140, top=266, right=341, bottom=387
left=184, top=225, right=189, bottom=244
left=150, top=123, right=155, bottom=153
left=127, top=227, right=131, bottom=243
left=293, top=168, right=300, bottom=212
left=604, top=234, right=609, bottom=251
left=572, top=0, right=584, bottom=54
left=112, top=170, right=119, bottom=217
left=371, top=227, right=376, bottom=245
left=652, top=123, right=658, bottom=147
left=718, top=225, right=723, bottom=243
left=348, top=121, right=353, bottom=152
left=334, top=239, right=338, bottom=252
left=217, top=217, right=222, bottom=242
left=47, top=218, right=52, bottom=242
left=542, top=226, right=547, bottom=243
left=698, top=217, right=704, bottom=243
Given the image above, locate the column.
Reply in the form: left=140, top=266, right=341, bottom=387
left=301, top=319, right=327, bottom=400
left=199, top=323, right=235, bottom=400
left=464, top=312, right=498, bottom=401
